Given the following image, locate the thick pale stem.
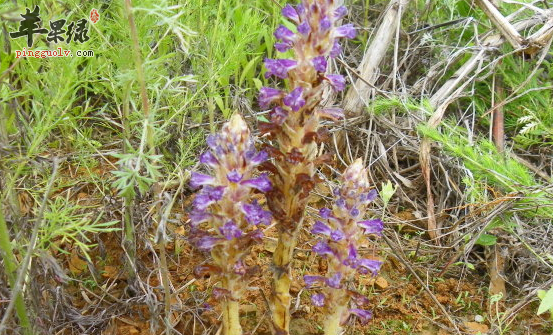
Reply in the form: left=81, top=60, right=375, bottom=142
left=323, top=303, right=347, bottom=335
left=222, top=299, right=242, bottom=335
left=272, top=233, right=296, bottom=334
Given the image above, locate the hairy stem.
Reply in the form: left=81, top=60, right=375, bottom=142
left=222, top=277, right=242, bottom=335
left=272, top=232, right=295, bottom=334
left=323, top=290, right=348, bottom=335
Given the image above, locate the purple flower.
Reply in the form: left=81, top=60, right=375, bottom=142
left=304, top=275, right=325, bottom=288
left=312, top=221, right=332, bottom=236
left=319, top=207, right=332, bottom=219
left=241, top=174, right=272, bottom=192
left=334, top=6, right=348, bottom=19
left=190, top=172, right=215, bottom=189
left=274, top=25, right=296, bottom=43
left=313, top=241, right=334, bottom=256
left=311, top=293, right=326, bottom=307
left=247, top=228, right=264, bottom=241
left=242, top=201, right=272, bottom=225
left=282, top=4, right=299, bottom=23
left=250, top=151, right=269, bottom=165
left=275, top=42, right=292, bottom=53
left=258, top=87, right=283, bottom=109
left=189, top=210, right=211, bottom=226
left=350, top=208, right=360, bottom=217
left=330, top=229, right=344, bottom=241
left=270, top=106, right=289, bottom=125
left=264, top=58, right=297, bottom=79
left=219, top=220, right=243, bottom=240
left=326, top=272, right=342, bottom=288
left=336, top=198, right=346, bottom=208
left=320, top=16, right=331, bottom=32
left=200, top=151, right=218, bottom=167
left=330, top=41, right=342, bottom=58
left=317, top=108, right=344, bottom=121
left=193, top=186, right=225, bottom=210
left=349, top=309, right=372, bottom=324
left=357, top=258, right=382, bottom=275
left=283, top=87, right=305, bottom=112
left=297, top=22, right=310, bottom=35
left=358, top=219, right=383, bottom=235
left=326, top=74, right=346, bottom=91
left=312, top=56, right=327, bottom=72
left=227, top=170, right=243, bottom=183
left=234, top=260, right=246, bottom=275
left=344, top=244, right=358, bottom=268
left=360, top=189, right=378, bottom=203
left=335, top=24, right=356, bottom=39
left=197, top=236, right=222, bottom=250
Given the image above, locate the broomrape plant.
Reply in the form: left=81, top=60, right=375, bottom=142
left=304, top=159, right=383, bottom=335
left=257, top=0, right=355, bottom=333
left=188, top=114, right=272, bottom=335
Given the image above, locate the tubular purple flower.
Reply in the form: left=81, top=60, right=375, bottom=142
left=316, top=106, right=345, bottom=120
left=349, top=309, right=373, bottom=324
left=242, top=201, right=272, bottom=225
left=326, top=74, right=346, bottom=91
left=326, top=272, right=342, bottom=288
left=311, top=293, right=326, bottom=307
left=259, top=87, right=283, bottom=109
left=197, top=236, right=222, bottom=250
left=360, top=189, right=378, bottom=203
left=275, top=25, right=296, bottom=43
left=312, top=220, right=332, bottom=236
left=297, top=22, right=311, bottom=35
left=250, top=151, right=269, bottom=165
left=200, top=151, right=219, bottom=167
left=350, top=208, right=360, bottom=217
left=330, top=229, right=344, bottom=241
left=282, top=4, right=299, bottom=23
left=270, top=106, right=289, bottom=125
left=219, top=221, right=243, bottom=240
left=304, top=275, right=325, bottom=288
left=283, top=87, right=306, bottom=112
left=189, top=210, right=211, bottom=226
left=320, top=16, right=331, bottom=32
left=193, top=186, right=225, bottom=210
left=275, top=42, right=293, bottom=53
left=190, top=172, right=215, bottom=189
left=227, top=170, right=243, bottom=183
left=241, top=174, right=272, bottom=192
left=313, top=241, right=334, bottom=256
left=357, top=259, right=382, bottom=275
left=335, top=24, right=357, bottom=39
left=319, top=207, right=332, bottom=219
left=358, top=219, right=384, bottom=235
left=264, top=58, right=297, bottom=79
left=330, top=41, right=342, bottom=58
left=312, top=56, right=327, bottom=72
left=334, top=6, right=348, bottom=19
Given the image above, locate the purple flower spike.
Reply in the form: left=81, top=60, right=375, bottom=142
left=312, top=220, right=332, bottom=236
left=219, top=221, right=243, bottom=240
left=190, top=172, right=215, bottom=189
left=349, top=309, right=373, bottom=324
left=282, top=4, right=299, bottom=23
left=259, top=87, right=283, bottom=109
left=357, top=258, right=383, bottom=275
left=283, top=87, right=305, bottom=112
left=227, top=170, right=243, bottom=183
left=326, top=74, right=346, bottom=91
left=330, top=229, right=344, bottom=241
left=319, top=207, right=332, bottom=219
left=275, top=25, right=296, bottom=43
left=241, top=174, right=272, bottom=192
left=197, top=236, right=222, bottom=250
left=311, top=293, right=326, bottom=307
left=335, top=24, right=357, bottom=39
left=358, top=219, right=383, bottom=235
left=330, top=41, right=342, bottom=58
left=250, top=151, right=269, bottom=165
left=264, top=58, right=297, bottom=79
left=313, top=241, right=334, bottom=256
left=334, top=6, right=348, bottom=19
left=312, top=56, right=327, bottom=72
left=200, top=151, right=219, bottom=167
left=304, top=275, right=325, bottom=288
left=242, top=201, right=272, bottom=225
left=326, top=272, right=342, bottom=288
left=297, top=22, right=310, bottom=35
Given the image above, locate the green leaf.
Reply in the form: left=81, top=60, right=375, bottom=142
left=537, top=286, right=553, bottom=315
left=476, top=234, right=497, bottom=246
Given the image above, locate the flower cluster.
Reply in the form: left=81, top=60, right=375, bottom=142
left=259, top=1, right=358, bottom=333
left=188, top=115, right=272, bottom=315
left=304, top=159, right=383, bottom=328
